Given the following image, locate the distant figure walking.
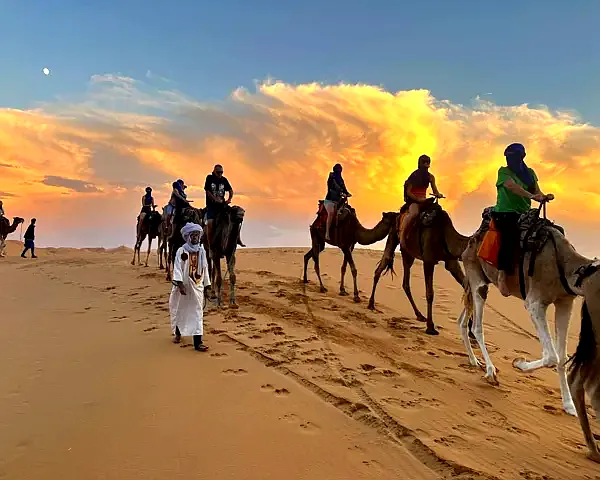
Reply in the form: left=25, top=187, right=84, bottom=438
left=21, top=218, right=37, bottom=259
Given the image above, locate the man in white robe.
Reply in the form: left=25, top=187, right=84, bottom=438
left=169, top=222, right=211, bottom=352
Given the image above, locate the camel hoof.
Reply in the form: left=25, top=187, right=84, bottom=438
left=417, top=314, right=427, bottom=323
left=587, top=451, right=600, bottom=464
left=484, top=374, right=499, bottom=386
left=367, top=301, right=375, bottom=311
left=512, top=357, right=527, bottom=371
left=339, top=290, right=349, bottom=297
left=320, top=287, right=327, bottom=293
left=564, top=404, right=578, bottom=417
left=229, top=303, right=239, bottom=310
left=302, top=279, right=309, bottom=284
left=353, top=296, right=361, bottom=303
left=425, top=327, right=439, bottom=336
left=131, top=261, right=135, bottom=266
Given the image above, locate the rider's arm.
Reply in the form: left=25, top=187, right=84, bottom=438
left=328, top=175, right=343, bottom=195
left=503, top=178, right=535, bottom=199
left=430, top=174, right=443, bottom=197
left=225, top=179, right=234, bottom=203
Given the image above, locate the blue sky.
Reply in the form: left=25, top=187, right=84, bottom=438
left=2, top=0, right=600, bottom=122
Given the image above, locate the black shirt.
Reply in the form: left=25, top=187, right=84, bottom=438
left=204, top=174, right=232, bottom=207
left=24, top=224, right=35, bottom=240
left=403, top=169, right=431, bottom=203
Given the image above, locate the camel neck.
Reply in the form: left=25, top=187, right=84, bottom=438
left=355, top=217, right=393, bottom=246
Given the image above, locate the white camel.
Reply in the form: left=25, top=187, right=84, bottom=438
left=458, top=211, right=598, bottom=417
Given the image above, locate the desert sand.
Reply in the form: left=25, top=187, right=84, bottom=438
left=0, top=239, right=598, bottom=480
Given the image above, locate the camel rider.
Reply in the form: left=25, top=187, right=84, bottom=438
left=168, top=179, right=192, bottom=225
left=204, top=164, right=233, bottom=248
left=138, top=187, right=157, bottom=236
left=399, top=155, right=444, bottom=248
left=324, top=163, right=352, bottom=242
left=0, top=200, right=4, bottom=218
left=493, top=143, right=554, bottom=297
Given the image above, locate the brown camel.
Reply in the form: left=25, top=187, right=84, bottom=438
left=131, top=210, right=162, bottom=267
left=368, top=197, right=470, bottom=336
left=0, top=217, right=25, bottom=257
left=206, top=204, right=245, bottom=308
left=459, top=203, right=600, bottom=419
left=302, top=199, right=398, bottom=303
left=567, top=260, right=600, bottom=463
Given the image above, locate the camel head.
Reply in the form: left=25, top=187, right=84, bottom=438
left=228, top=205, right=245, bottom=225
left=381, top=211, right=398, bottom=224
left=147, top=211, right=162, bottom=235
left=14, top=217, right=25, bottom=225
left=181, top=207, right=203, bottom=226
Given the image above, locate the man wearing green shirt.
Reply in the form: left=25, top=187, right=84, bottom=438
left=492, top=143, right=554, bottom=297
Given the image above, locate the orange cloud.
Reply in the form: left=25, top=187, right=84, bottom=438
left=1, top=74, right=599, bottom=253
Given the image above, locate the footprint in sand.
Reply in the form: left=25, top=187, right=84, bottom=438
left=143, top=326, right=158, bottom=332
left=260, top=384, right=290, bottom=397
left=210, top=352, right=229, bottom=358
left=222, top=369, right=248, bottom=376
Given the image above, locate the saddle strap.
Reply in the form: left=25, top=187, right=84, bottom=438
left=549, top=234, right=577, bottom=296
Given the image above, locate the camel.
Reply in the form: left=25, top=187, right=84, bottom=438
left=458, top=202, right=599, bottom=417
left=165, top=206, right=207, bottom=282
left=368, top=198, right=470, bottom=336
left=0, top=217, right=25, bottom=257
left=302, top=198, right=398, bottom=303
left=131, top=211, right=162, bottom=267
left=206, top=204, right=245, bottom=308
left=567, top=260, right=600, bottom=463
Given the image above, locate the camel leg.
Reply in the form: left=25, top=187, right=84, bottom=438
left=445, top=259, right=475, bottom=339
left=214, top=257, right=223, bottom=307
left=458, top=307, right=482, bottom=368
left=469, top=281, right=498, bottom=385
left=423, top=262, right=438, bottom=335
left=303, top=249, right=312, bottom=284
left=145, top=237, right=153, bottom=267
left=569, top=368, right=600, bottom=462
left=339, top=257, right=349, bottom=296
left=368, top=246, right=395, bottom=311
left=512, top=299, right=559, bottom=373
left=401, top=252, right=426, bottom=322
left=340, top=248, right=360, bottom=303
left=555, top=297, right=577, bottom=415
left=131, top=238, right=139, bottom=266
left=0, top=236, right=6, bottom=257
left=309, top=239, right=327, bottom=293
left=227, top=253, right=238, bottom=308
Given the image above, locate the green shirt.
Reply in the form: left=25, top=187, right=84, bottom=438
left=494, top=166, right=538, bottom=214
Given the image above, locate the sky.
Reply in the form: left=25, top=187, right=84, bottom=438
left=1, top=0, right=600, bottom=255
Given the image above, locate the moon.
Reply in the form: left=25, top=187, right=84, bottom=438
left=42, top=67, right=50, bottom=76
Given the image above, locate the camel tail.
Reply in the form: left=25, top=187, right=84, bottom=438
left=378, top=254, right=396, bottom=279
left=566, top=301, right=597, bottom=373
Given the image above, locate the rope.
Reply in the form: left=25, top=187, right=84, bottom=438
left=19, top=222, right=23, bottom=241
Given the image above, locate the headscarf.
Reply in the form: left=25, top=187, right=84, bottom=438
left=504, top=143, right=534, bottom=189
left=181, top=223, right=204, bottom=254
left=332, top=163, right=343, bottom=183
left=144, top=187, right=153, bottom=204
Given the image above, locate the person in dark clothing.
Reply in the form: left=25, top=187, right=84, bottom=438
left=324, top=163, right=352, bottom=241
left=204, top=164, right=233, bottom=248
left=21, top=218, right=37, bottom=259
left=137, top=187, right=157, bottom=237
left=492, top=143, right=553, bottom=296
left=399, top=155, right=444, bottom=248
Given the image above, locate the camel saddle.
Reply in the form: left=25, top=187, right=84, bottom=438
left=312, top=200, right=356, bottom=232
left=476, top=206, right=569, bottom=299
left=397, top=200, right=443, bottom=233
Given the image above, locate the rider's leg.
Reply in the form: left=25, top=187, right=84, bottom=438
left=400, top=203, right=420, bottom=248
left=324, top=200, right=336, bottom=241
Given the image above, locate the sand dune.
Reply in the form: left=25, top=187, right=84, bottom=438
left=0, top=240, right=597, bottom=480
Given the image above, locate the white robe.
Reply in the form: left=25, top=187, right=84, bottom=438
left=169, top=245, right=211, bottom=337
